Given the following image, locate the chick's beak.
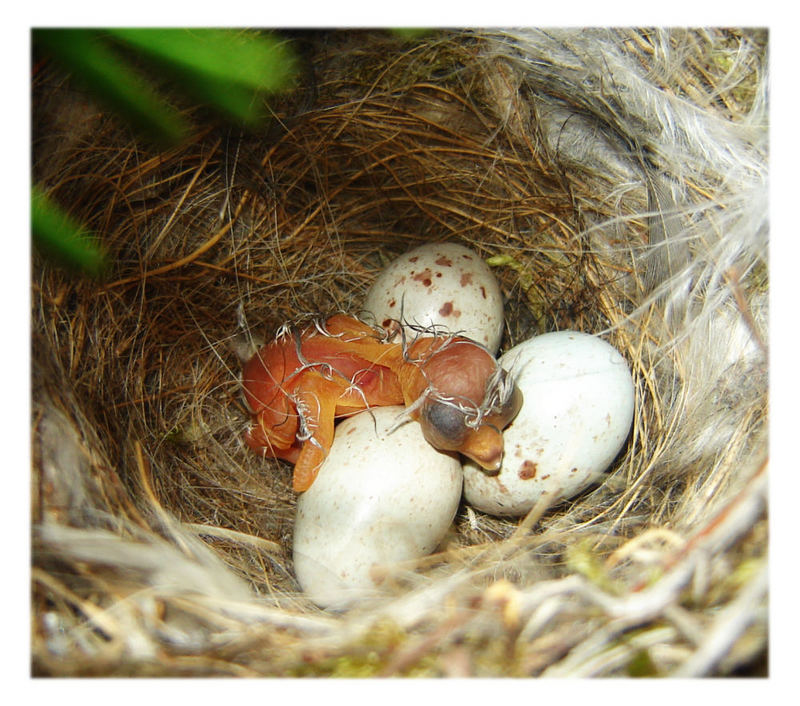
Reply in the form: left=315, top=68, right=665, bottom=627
left=459, top=381, right=523, bottom=470
left=458, top=425, right=505, bottom=472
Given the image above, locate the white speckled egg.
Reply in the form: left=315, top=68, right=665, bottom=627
left=293, top=406, right=463, bottom=610
left=463, top=331, right=635, bottom=516
left=362, top=242, right=505, bottom=354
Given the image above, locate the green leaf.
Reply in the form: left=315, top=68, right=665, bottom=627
left=34, top=29, right=189, bottom=146
left=106, top=29, right=297, bottom=125
left=487, top=253, right=534, bottom=289
left=31, top=185, right=108, bottom=278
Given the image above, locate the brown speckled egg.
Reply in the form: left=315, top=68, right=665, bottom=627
left=362, top=242, right=505, bottom=353
left=463, top=331, right=635, bottom=516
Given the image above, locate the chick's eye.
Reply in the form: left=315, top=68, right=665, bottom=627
left=421, top=400, right=467, bottom=449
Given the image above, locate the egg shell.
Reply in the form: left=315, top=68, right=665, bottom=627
left=362, top=242, right=505, bottom=354
left=463, top=331, right=635, bottom=517
left=293, top=405, right=463, bottom=610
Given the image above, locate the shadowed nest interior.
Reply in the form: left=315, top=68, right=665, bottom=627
left=31, top=28, right=768, bottom=677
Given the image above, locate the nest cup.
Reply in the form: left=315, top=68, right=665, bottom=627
left=31, top=29, right=768, bottom=677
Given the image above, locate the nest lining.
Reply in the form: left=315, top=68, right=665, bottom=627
left=31, top=28, right=768, bottom=677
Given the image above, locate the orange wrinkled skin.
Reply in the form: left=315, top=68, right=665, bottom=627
left=242, top=314, right=520, bottom=492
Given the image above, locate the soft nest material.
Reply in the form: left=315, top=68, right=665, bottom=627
left=31, top=28, right=768, bottom=677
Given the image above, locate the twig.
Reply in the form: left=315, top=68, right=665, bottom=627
left=183, top=522, right=283, bottom=555
left=671, top=562, right=768, bottom=677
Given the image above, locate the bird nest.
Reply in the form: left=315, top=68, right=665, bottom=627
left=31, top=28, right=768, bottom=677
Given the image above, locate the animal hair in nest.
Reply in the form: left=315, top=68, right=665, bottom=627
left=31, top=28, right=768, bottom=677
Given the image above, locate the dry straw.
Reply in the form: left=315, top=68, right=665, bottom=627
left=31, top=28, right=768, bottom=676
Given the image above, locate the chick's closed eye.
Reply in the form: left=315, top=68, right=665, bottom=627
left=420, top=399, right=468, bottom=450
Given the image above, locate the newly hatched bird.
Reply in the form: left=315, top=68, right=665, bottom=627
left=242, top=314, right=521, bottom=491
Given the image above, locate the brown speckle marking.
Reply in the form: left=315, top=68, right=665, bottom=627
left=570, top=467, right=578, bottom=474
left=436, top=256, right=453, bottom=267
left=439, top=301, right=454, bottom=316
left=518, top=460, right=537, bottom=480
left=388, top=299, right=396, bottom=308
left=413, top=269, right=433, bottom=287
left=409, top=256, right=419, bottom=263
left=460, top=272, right=474, bottom=287
left=480, top=285, right=487, bottom=299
